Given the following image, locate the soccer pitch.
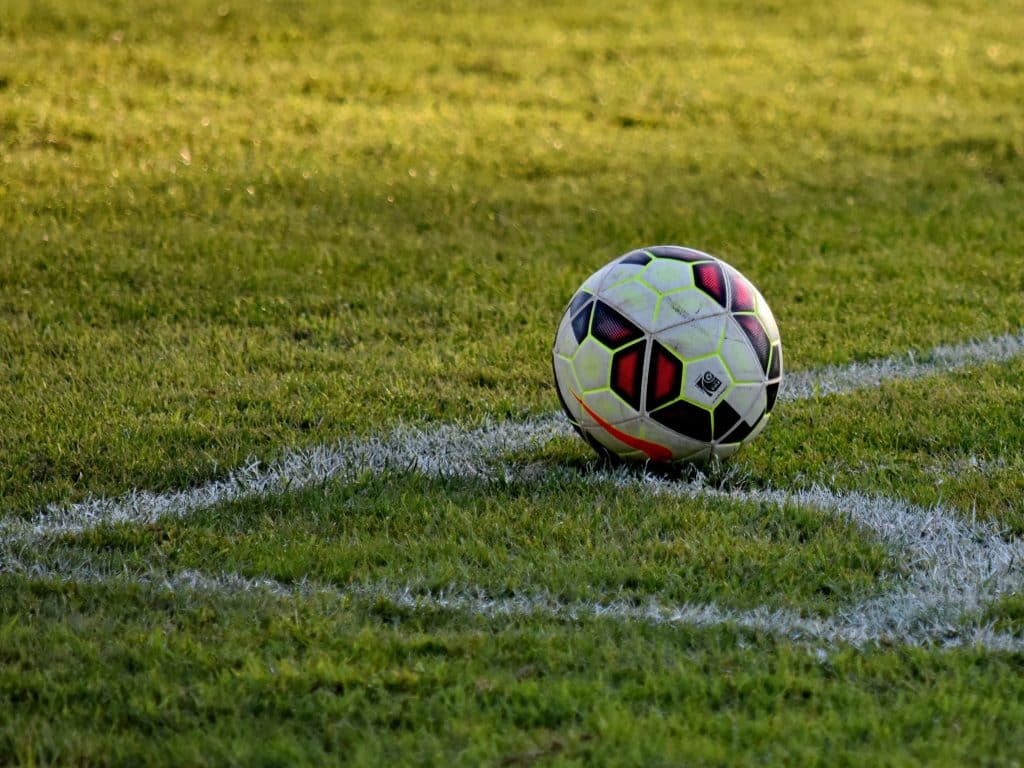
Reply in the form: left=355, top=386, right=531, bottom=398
left=2, top=0, right=1024, bottom=764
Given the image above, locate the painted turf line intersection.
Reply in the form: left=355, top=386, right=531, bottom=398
left=3, top=329, right=1024, bottom=649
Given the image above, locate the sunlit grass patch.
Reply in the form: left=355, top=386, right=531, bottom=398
left=2, top=0, right=1023, bottom=511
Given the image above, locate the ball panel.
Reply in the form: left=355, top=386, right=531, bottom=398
left=567, top=289, right=592, bottom=317
left=651, top=289, right=715, bottom=333
left=571, top=301, right=593, bottom=343
left=572, top=337, right=613, bottom=392
left=650, top=399, right=713, bottom=443
left=711, top=399, right=744, bottom=441
left=600, top=281, right=660, bottom=332
left=579, top=389, right=641, bottom=427
left=722, top=382, right=766, bottom=420
left=767, top=342, right=782, bottom=381
left=717, top=388, right=770, bottom=444
left=629, top=418, right=707, bottom=459
left=580, top=416, right=671, bottom=462
left=610, top=340, right=647, bottom=411
left=553, top=354, right=584, bottom=424
left=685, top=446, right=713, bottom=463
left=553, top=313, right=582, bottom=358
left=716, top=412, right=762, bottom=445
left=619, top=249, right=653, bottom=266
left=590, top=300, right=645, bottom=349
left=693, top=261, right=728, bottom=308
left=725, top=265, right=756, bottom=312
left=640, top=258, right=694, bottom=295
left=733, top=313, right=771, bottom=374
left=720, top=322, right=763, bottom=383
left=580, top=261, right=616, bottom=293
left=740, top=412, right=771, bottom=444
left=682, top=354, right=732, bottom=408
left=766, top=381, right=780, bottom=414
left=596, top=261, right=648, bottom=292
left=645, top=340, right=684, bottom=411
left=754, top=286, right=781, bottom=342
left=645, top=245, right=710, bottom=262
left=658, top=312, right=727, bottom=360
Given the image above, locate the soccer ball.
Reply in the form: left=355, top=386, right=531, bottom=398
left=552, top=245, right=782, bottom=463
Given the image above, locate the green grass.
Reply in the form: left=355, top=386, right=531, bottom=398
left=56, top=471, right=896, bottom=615
left=3, top=579, right=1024, bottom=767
left=2, top=0, right=1023, bottom=511
left=3, top=0, right=1024, bottom=764
left=746, top=359, right=1024, bottom=531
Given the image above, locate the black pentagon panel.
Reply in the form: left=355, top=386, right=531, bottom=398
left=693, top=261, right=728, bottom=308
left=646, top=340, right=683, bottom=411
left=734, top=314, right=771, bottom=374
left=712, top=400, right=743, bottom=441
left=570, top=301, right=593, bottom=343
left=727, top=267, right=756, bottom=312
left=765, top=382, right=779, bottom=414
left=720, top=411, right=764, bottom=444
left=591, top=300, right=645, bottom=348
left=645, top=245, right=708, bottom=262
left=610, top=340, right=646, bottom=411
left=568, top=289, right=592, bottom=316
left=619, top=249, right=653, bottom=266
left=768, top=343, right=782, bottom=381
left=651, top=399, right=712, bottom=443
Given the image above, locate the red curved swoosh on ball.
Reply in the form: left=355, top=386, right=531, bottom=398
left=571, top=391, right=673, bottom=462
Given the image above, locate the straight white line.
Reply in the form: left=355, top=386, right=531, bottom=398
left=779, top=329, right=1024, bottom=401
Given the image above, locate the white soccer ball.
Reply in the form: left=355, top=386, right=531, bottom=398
left=552, top=245, right=782, bottom=463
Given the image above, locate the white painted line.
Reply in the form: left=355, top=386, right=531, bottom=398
left=1, top=415, right=567, bottom=539
left=3, top=460, right=1023, bottom=649
left=4, top=329, right=1024, bottom=541
left=2, top=542, right=1021, bottom=651
left=779, top=329, right=1024, bottom=401
left=630, top=474, right=1024, bottom=648
left=2, top=329, right=1024, bottom=649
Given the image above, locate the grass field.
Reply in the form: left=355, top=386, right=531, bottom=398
left=2, top=0, right=1024, bottom=764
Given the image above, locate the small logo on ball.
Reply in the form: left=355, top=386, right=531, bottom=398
left=695, top=370, right=724, bottom=397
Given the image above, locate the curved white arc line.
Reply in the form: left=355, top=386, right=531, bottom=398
left=3, top=329, right=1024, bottom=649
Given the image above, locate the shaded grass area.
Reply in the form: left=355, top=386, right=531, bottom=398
left=55, top=471, right=896, bottom=616
left=2, top=0, right=1024, bottom=510
left=2, top=577, right=1024, bottom=767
